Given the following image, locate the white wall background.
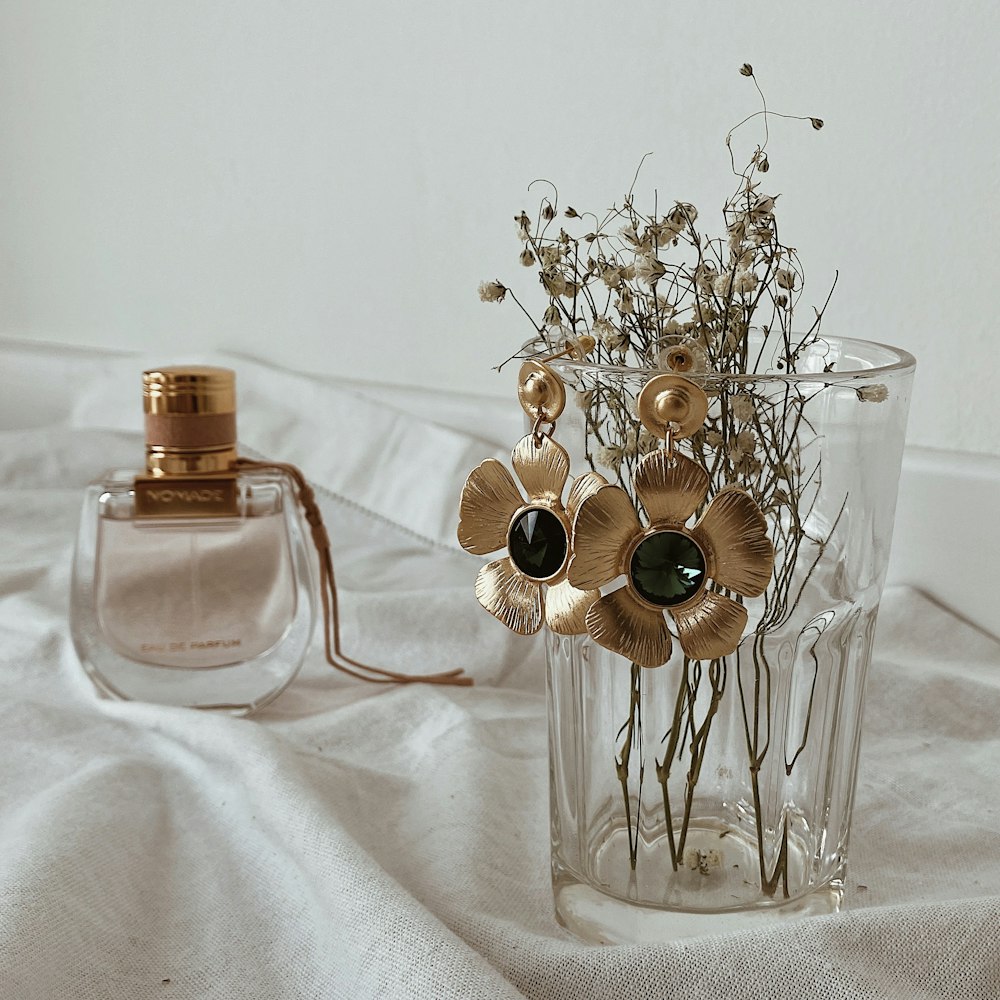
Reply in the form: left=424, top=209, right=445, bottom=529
left=1, top=0, right=997, bottom=457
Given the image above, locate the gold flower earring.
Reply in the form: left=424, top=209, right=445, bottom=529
left=457, top=340, right=605, bottom=636
left=567, top=374, right=774, bottom=666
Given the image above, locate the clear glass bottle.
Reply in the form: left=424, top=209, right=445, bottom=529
left=71, top=366, right=315, bottom=714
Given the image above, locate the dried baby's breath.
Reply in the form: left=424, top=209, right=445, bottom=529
left=478, top=280, right=507, bottom=303
left=542, top=303, right=561, bottom=327
left=596, top=443, right=625, bottom=470
left=729, top=393, right=756, bottom=422
left=482, top=66, right=832, bottom=398
left=479, top=67, right=842, bottom=897
left=856, top=383, right=888, bottom=403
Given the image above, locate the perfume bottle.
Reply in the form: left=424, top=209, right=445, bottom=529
left=71, top=366, right=315, bottom=714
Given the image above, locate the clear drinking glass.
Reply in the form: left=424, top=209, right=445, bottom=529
left=543, top=334, right=915, bottom=943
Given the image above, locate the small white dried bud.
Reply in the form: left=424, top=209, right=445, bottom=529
left=667, top=202, right=698, bottom=227
left=653, top=222, right=681, bottom=248
left=478, top=281, right=506, bottom=303
left=541, top=269, right=566, bottom=297
left=776, top=268, right=796, bottom=290
left=593, top=316, right=627, bottom=351
left=519, top=247, right=535, bottom=267
left=740, top=63, right=754, bottom=77
left=729, top=429, right=757, bottom=463
left=596, top=444, right=625, bottom=469
left=601, top=265, right=622, bottom=289
left=622, top=426, right=639, bottom=458
left=564, top=206, right=580, bottom=218
left=619, top=224, right=640, bottom=245
left=729, top=393, right=756, bottom=422
left=714, top=272, right=734, bottom=297
left=751, top=193, right=777, bottom=221
left=541, top=203, right=555, bottom=221
left=616, top=289, right=634, bottom=315
left=638, top=428, right=659, bottom=454
left=634, top=253, right=666, bottom=286
left=722, top=328, right=743, bottom=353
left=733, top=270, right=758, bottom=295
left=539, top=245, right=563, bottom=267
left=691, top=300, right=717, bottom=324
left=856, top=384, right=889, bottom=403
left=695, top=265, right=717, bottom=293
left=543, top=303, right=562, bottom=326
left=734, top=454, right=763, bottom=479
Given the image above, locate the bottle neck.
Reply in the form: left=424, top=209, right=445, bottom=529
left=144, top=445, right=238, bottom=477
left=143, top=410, right=238, bottom=476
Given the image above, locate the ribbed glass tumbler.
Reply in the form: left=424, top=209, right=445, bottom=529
left=543, top=335, right=915, bottom=943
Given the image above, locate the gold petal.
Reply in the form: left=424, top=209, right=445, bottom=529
left=565, top=470, right=609, bottom=519
left=475, top=558, right=543, bottom=635
left=634, top=451, right=710, bottom=526
left=672, top=590, right=748, bottom=661
left=512, top=434, right=570, bottom=502
left=692, top=486, right=774, bottom=597
left=457, top=459, right=525, bottom=555
left=545, top=579, right=600, bottom=636
left=567, top=485, right=641, bottom=590
left=585, top=587, right=673, bottom=667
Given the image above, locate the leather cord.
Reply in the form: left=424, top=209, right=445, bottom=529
left=236, top=458, right=473, bottom=687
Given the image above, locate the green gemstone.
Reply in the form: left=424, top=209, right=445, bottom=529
left=629, top=530, right=706, bottom=607
left=508, top=508, right=567, bottom=580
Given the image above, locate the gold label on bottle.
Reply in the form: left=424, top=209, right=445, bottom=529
left=133, top=475, right=239, bottom=518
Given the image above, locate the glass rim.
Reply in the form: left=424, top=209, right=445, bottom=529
left=529, top=334, right=916, bottom=386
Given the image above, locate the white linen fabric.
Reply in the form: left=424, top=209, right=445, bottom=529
left=1, top=342, right=999, bottom=1000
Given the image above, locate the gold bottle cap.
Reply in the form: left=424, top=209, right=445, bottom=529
left=142, top=366, right=238, bottom=476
